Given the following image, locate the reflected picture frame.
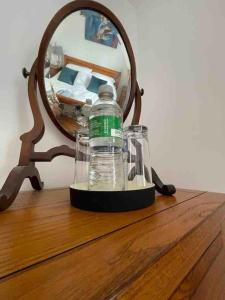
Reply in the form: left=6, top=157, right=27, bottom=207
left=81, top=9, right=119, bottom=48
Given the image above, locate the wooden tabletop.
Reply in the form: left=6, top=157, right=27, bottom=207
left=0, top=188, right=225, bottom=299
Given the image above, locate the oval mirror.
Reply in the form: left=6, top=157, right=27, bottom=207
left=37, top=1, right=136, bottom=141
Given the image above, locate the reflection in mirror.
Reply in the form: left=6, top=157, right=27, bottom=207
left=44, top=9, right=131, bottom=137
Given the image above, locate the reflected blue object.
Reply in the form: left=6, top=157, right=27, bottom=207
left=81, top=10, right=119, bottom=48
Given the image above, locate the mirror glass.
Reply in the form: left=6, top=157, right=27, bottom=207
left=44, top=9, right=131, bottom=138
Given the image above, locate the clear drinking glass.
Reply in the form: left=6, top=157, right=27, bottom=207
left=73, top=128, right=90, bottom=190
left=124, top=125, right=152, bottom=190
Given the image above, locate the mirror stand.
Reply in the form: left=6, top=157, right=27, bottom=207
left=0, top=61, right=75, bottom=211
left=0, top=61, right=175, bottom=212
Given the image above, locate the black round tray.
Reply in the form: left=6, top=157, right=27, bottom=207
left=70, top=185, right=155, bottom=212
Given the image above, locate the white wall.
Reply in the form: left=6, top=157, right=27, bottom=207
left=137, top=0, right=225, bottom=192
left=0, top=0, right=138, bottom=191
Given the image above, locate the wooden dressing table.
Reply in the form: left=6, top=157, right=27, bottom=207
left=0, top=188, right=225, bottom=299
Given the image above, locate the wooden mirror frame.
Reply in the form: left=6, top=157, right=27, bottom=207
left=0, top=0, right=175, bottom=211
left=37, top=0, right=137, bottom=141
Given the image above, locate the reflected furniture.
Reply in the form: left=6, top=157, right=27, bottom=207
left=0, top=188, right=224, bottom=298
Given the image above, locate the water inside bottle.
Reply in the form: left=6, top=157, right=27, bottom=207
left=88, top=84, right=124, bottom=191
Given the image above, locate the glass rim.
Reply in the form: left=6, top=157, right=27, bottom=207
left=124, top=125, right=148, bottom=133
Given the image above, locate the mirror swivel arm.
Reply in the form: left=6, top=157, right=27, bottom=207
left=22, top=67, right=31, bottom=79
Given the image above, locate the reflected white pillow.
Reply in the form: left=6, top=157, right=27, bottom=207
left=66, top=63, right=92, bottom=73
left=74, top=71, right=92, bottom=87
left=92, top=72, right=115, bottom=84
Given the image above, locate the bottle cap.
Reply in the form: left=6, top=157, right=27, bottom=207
left=98, top=84, right=114, bottom=99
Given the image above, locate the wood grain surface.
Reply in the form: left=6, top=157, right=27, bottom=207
left=191, top=249, right=225, bottom=300
left=191, top=218, right=225, bottom=300
left=0, top=189, right=202, bottom=279
left=170, top=233, right=223, bottom=300
left=0, top=190, right=225, bottom=299
left=115, top=193, right=225, bottom=300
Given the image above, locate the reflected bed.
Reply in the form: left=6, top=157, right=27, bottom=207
left=45, top=54, right=121, bottom=105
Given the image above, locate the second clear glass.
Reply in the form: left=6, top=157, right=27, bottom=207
left=124, top=125, right=152, bottom=190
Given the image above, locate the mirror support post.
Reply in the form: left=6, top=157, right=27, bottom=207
left=131, top=82, right=142, bottom=125
left=0, top=62, right=75, bottom=211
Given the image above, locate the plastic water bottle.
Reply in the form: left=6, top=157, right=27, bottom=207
left=88, top=84, right=124, bottom=191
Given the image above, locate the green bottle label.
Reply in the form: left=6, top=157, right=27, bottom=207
left=89, top=115, right=122, bottom=139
